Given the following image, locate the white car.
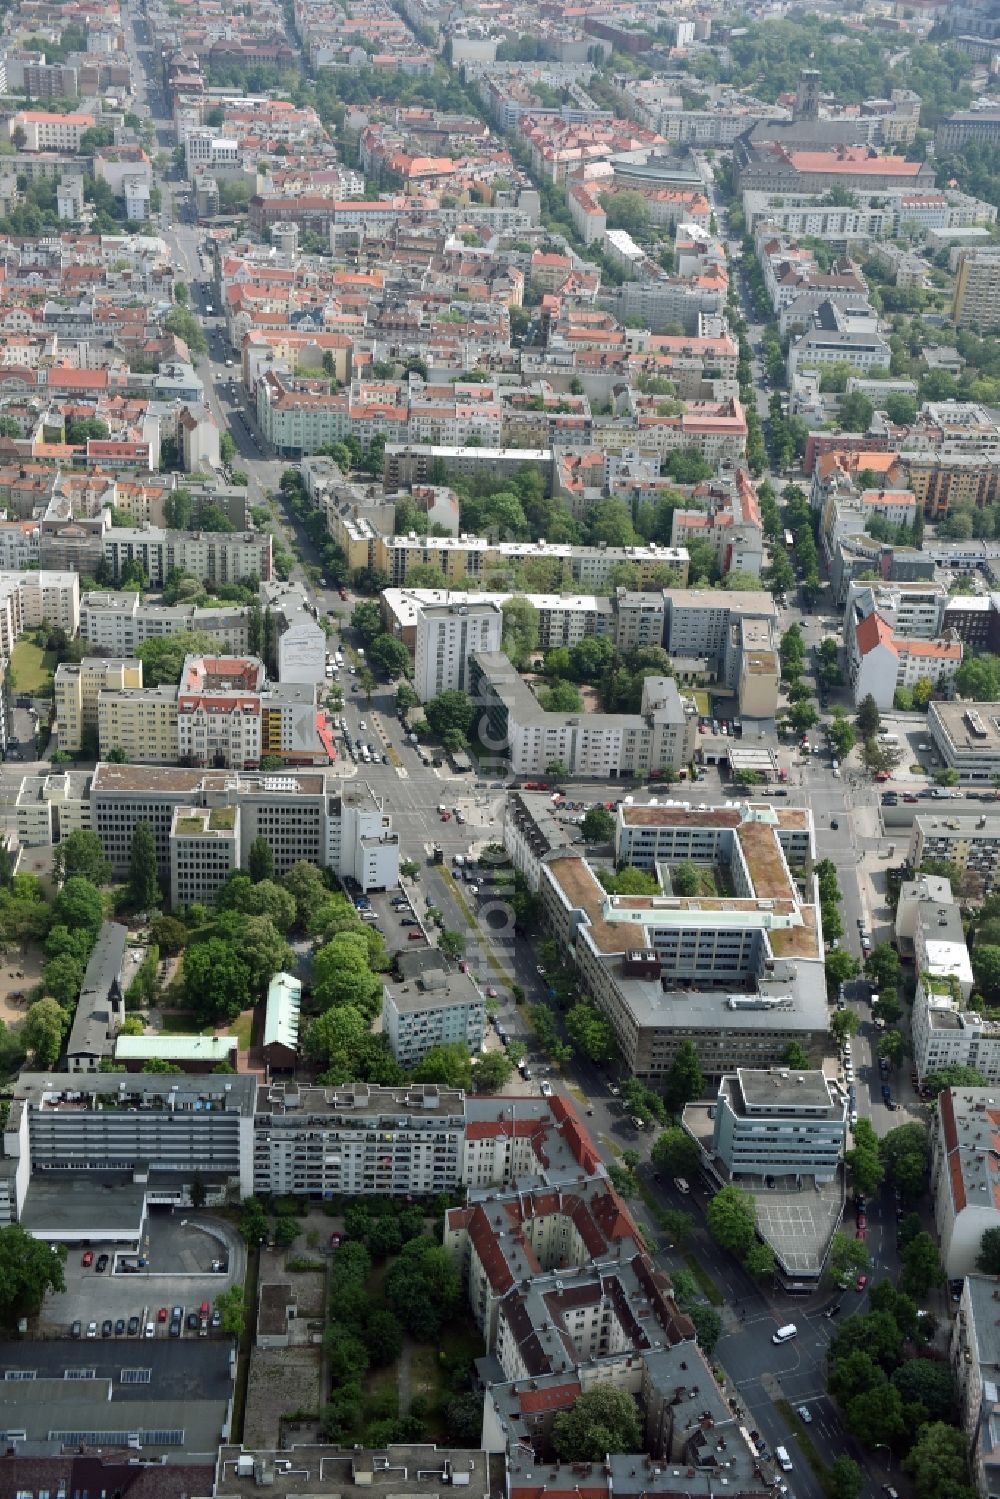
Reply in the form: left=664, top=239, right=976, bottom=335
left=796, top=1405, right=813, bottom=1424
left=540, top=1081, right=553, bottom=1097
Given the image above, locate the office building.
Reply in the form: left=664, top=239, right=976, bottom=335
left=953, top=249, right=1000, bottom=329
left=382, top=961, right=485, bottom=1067
left=15, top=769, right=91, bottom=846
left=707, top=1068, right=846, bottom=1180
left=469, top=651, right=697, bottom=778
left=929, top=700, right=1000, bottom=784
left=55, top=658, right=143, bottom=752
left=414, top=600, right=503, bottom=703
left=88, top=764, right=398, bottom=896
left=524, top=803, right=826, bottom=1082
left=169, top=803, right=241, bottom=908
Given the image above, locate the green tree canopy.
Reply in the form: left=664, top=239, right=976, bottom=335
left=183, top=938, right=252, bottom=1024
left=706, top=1184, right=757, bottom=1256
left=551, top=1385, right=643, bottom=1462
left=664, top=1039, right=704, bottom=1114
left=53, top=830, right=111, bottom=886
left=0, top=1225, right=65, bottom=1324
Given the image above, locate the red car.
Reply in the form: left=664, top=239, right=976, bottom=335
left=81, top=1251, right=94, bottom=1267
left=855, top=1273, right=868, bottom=1292
left=157, top=1306, right=168, bottom=1323
left=440, top=811, right=451, bottom=821
left=408, top=931, right=424, bottom=941
left=856, top=1212, right=867, bottom=1231
left=903, top=794, right=918, bottom=803
left=855, top=1223, right=866, bottom=1241
left=875, top=771, right=890, bottom=782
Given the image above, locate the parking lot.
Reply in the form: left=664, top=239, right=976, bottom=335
left=41, top=1211, right=243, bottom=1339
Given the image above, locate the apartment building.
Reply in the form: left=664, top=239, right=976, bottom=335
left=953, top=249, right=1000, bottom=329
left=844, top=580, right=962, bottom=709
left=707, top=1068, right=846, bottom=1180
left=470, top=651, right=697, bottom=779
left=375, top=532, right=689, bottom=590
left=253, top=1082, right=467, bottom=1200
left=665, top=589, right=778, bottom=662
left=102, top=529, right=272, bottom=589
left=175, top=656, right=264, bottom=770
left=80, top=591, right=250, bottom=654
left=382, top=962, right=485, bottom=1067
left=949, top=1275, right=1000, bottom=1499
left=669, top=468, right=765, bottom=579
left=413, top=600, right=503, bottom=703
left=97, top=686, right=180, bottom=764
left=614, top=590, right=667, bottom=652
left=931, top=1087, right=1000, bottom=1278
left=383, top=588, right=613, bottom=652
left=910, top=810, right=1000, bottom=898
left=9, top=109, right=95, bottom=150
left=788, top=299, right=891, bottom=378
left=15, top=769, right=91, bottom=847
left=264, top=580, right=327, bottom=687
left=55, top=657, right=143, bottom=752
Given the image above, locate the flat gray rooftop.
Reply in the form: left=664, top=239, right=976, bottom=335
left=737, top=1067, right=835, bottom=1113
left=752, top=1177, right=844, bottom=1278
left=19, top=1178, right=148, bottom=1239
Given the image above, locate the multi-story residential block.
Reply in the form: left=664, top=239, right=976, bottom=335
left=931, top=1088, right=1000, bottom=1278
left=953, top=249, right=1000, bottom=329
left=102, top=529, right=272, bottom=589
left=97, top=685, right=180, bottom=764
left=413, top=600, right=503, bottom=703
left=253, top=1081, right=467, bottom=1200
left=788, top=299, right=891, bottom=379
left=14, top=770, right=91, bottom=847
left=844, top=580, right=962, bottom=709
left=80, top=591, right=250, bottom=654
left=375, top=532, right=689, bottom=590
left=910, top=809, right=1000, bottom=897
left=614, top=590, right=667, bottom=652
left=8, top=109, right=95, bottom=150
left=382, top=588, right=613, bottom=653
left=262, top=581, right=327, bottom=687
left=949, top=1275, right=1000, bottom=1499
left=706, top=1068, right=846, bottom=1180
left=55, top=657, right=143, bottom=752
left=382, top=959, right=485, bottom=1066
left=470, top=652, right=696, bottom=779
left=669, top=468, right=764, bottom=579
left=174, top=655, right=328, bottom=770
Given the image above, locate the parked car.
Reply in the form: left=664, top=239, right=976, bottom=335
left=81, top=1250, right=94, bottom=1267
left=95, top=1254, right=109, bottom=1273
left=127, top=1315, right=140, bottom=1336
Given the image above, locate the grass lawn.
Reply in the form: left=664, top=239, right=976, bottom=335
left=226, top=1009, right=254, bottom=1049
left=692, top=688, right=710, bottom=715
left=158, top=1009, right=212, bottom=1036
left=11, top=638, right=56, bottom=695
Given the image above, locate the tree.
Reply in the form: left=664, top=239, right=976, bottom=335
left=925, top=1064, right=986, bottom=1096
left=22, top=997, right=67, bottom=1067
left=551, top=1385, right=643, bottom=1462
left=878, top=1030, right=905, bottom=1067
left=581, top=805, right=615, bottom=843
left=215, top=1284, right=246, bottom=1337
left=900, top=1231, right=943, bottom=1298
left=846, top=1118, right=885, bottom=1197
left=973, top=944, right=1000, bottom=1003
left=425, top=689, right=476, bottom=749
left=744, top=1240, right=776, bottom=1278
left=706, top=1184, right=757, bottom=1256
left=183, top=938, right=251, bottom=1024
left=439, top=929, right=466, bottom=960
left=282, top=860, right=329, bottom=926
left=411, top=1042, right=474, bottom=1091
left=247, top=836, right=274, bottom=884
left=840, top=390, right=875, bottom=433
left=783, top=1041, right=810, bottom=1068
left=831, top=1008, right=860, bottom=1043
left=664, top=1039, right=704, bottom=1114
left=565, top=1000, right=617, bottom=1062
left=150, top=915, right=187, bottom=955
left=828, top=1457, right=863, bottom=1499
left=370, top=634, right=411, bottom=678
left=977, top=1225, right=1000, bottom=1274
left=866, top=943, right=902, bottom=991
left=891, top=1360, right=956, bottom=1425
left=385, top=1236, right=461, bottom=1341
left=828, top=1230, right=871, bottom=1284
left=826, top=950, right=861, bottom=988
left=856, top=694, right=881, bottom=738
left=501, top=598, right=540, bottom=668
left=0, top=1224, right=66, bottom=1323
left=127, top=821, right=161, bottom=911
left=396, top=683, right=418, bottom=714
left=602, top=190, right=651, bottom=238
left=43, top=952, right=85, bottom=1008
left=54, top=876, right=103, bottom=940
left=474, top=1051, right=514, bottom=1092
left=313, top=931, right=381, bottom=1018
left=881, top=1120, right=931, bottom=1202
left=828, top=715, right=857, bottom=759
left=364, top=1308, right=403, bottom=1365
left=671, top=861, right=701, bottom=896
left=904, top=1421, right=977, bottom=1499
left=53, top=829, right=111, bottom=886
left=651, top=1126, right=700, bottom=1178
left=351, top=600, right=382, bottom=643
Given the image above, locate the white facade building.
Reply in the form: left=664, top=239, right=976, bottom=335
left=414, top=600, right=504, bottom=703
